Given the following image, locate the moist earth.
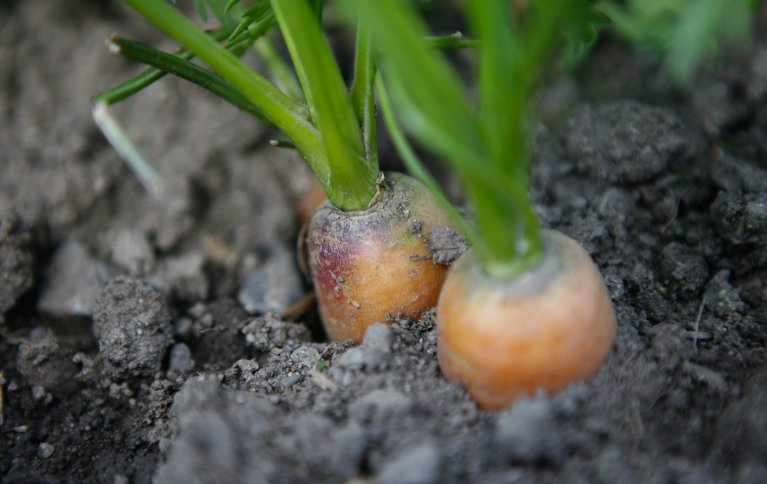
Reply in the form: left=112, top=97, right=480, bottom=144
left=2, top=1, right=767, bottom=483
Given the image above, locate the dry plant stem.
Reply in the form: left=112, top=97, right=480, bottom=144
left=308, top=173, right=456, bottom=342
left=437, top=230, right=617, bottom=410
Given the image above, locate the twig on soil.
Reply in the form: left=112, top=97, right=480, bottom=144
left=660, top=195, right=681, bottom=233
left=0, top=370, right=5, bottom=425
left=279, top=292, right=315, bottom=321
left=691, top=296, right=706, bottom=352
left=309, top=369, right=336, bottom=390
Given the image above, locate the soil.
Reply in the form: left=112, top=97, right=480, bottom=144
left=2, top=1, right=766, bottom=483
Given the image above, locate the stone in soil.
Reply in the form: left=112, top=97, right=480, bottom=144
left=38, top=238, right=119, bottom=318
left=108, top=228, right=155, bottom=276
left=237, top=243, right=306, bottom=315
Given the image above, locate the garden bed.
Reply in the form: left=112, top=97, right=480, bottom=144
left=1, top=1, right=766, bottom=482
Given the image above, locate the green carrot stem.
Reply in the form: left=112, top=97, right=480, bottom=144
left=376, top=75, right=481, bottom=255
left=426, top=32, right=480, bottom=49
left=107, top=36, right=265, bottom=121
left=351, top=19, right=378, bottom=169
left=92, top=28, right=231, bottom=106
left=271, top=0, right=377, bottom=211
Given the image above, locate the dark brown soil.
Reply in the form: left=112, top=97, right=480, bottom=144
left=2, top=1, right=766, bottom=483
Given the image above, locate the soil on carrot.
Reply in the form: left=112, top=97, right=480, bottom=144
left=2, top=1, right=766, bottom=482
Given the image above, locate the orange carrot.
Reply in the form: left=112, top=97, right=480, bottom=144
left=308, top=173, right=455, bottom=342
left=437, top=230, right=616, bottom=410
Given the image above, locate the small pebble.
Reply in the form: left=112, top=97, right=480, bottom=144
left=109, top=228, right=154, bottom=275
left=234, top=359, right=260, bottom=373
left=238, top=245, right=305, bottom=314
left=38, top=442, right=55, bottom=459
left=31, top=386, right=47, bottom=401
left=290, top=346, right=320, bottom=369
left=38, top=239, right=118, bottom=318
left=280, top=373, right=301, bottom=388
left=168, top=343, right=194, bottom=377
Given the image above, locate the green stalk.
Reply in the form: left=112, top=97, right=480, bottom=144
left=376, top=75, right=480, bottom=255
left=107, top=36, right=265, bottom=120
left=351, top=19, right=378, bottom=169
left=426, top=32, right=480, bottom=49
left=271, top=0, right=377, bottom=211
left=254, top=37, right=304, bottom=100
left=121, top=0, right=331, bottom=189
left=341, top=0, right=565, bottom=279
left=92, top=28, right=231, bottom=106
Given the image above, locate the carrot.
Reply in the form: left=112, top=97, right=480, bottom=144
left=345, top=0, right=617, bottom=408
left=308, top=173, right=455, bottom=342
left=102, top=1, right=456, bottom=343
left=437, top=230, right=616, bottom=410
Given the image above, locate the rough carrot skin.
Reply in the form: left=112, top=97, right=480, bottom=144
left=437, top=230, right=617, bottom=410
left=308, top=172, right=456, bottom=342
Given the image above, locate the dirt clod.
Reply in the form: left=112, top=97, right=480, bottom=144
left=494, top=396, right=566, bottom=465
left=16, top=334, right=78, bottom=396
left=93, top=276, right=172, bottom=378
left=658, top=242, right=709, bottom=298
left=0, top=209, right=34, bottom=314
left=563, top=101, right=694, bottom=184
left=242, top=313, right=312, bottom=351
left=426, top=226, right=469, bottom=266
left=711, top=191, right=767, bottom=248
left=378, top=440, right=442, bottom=484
